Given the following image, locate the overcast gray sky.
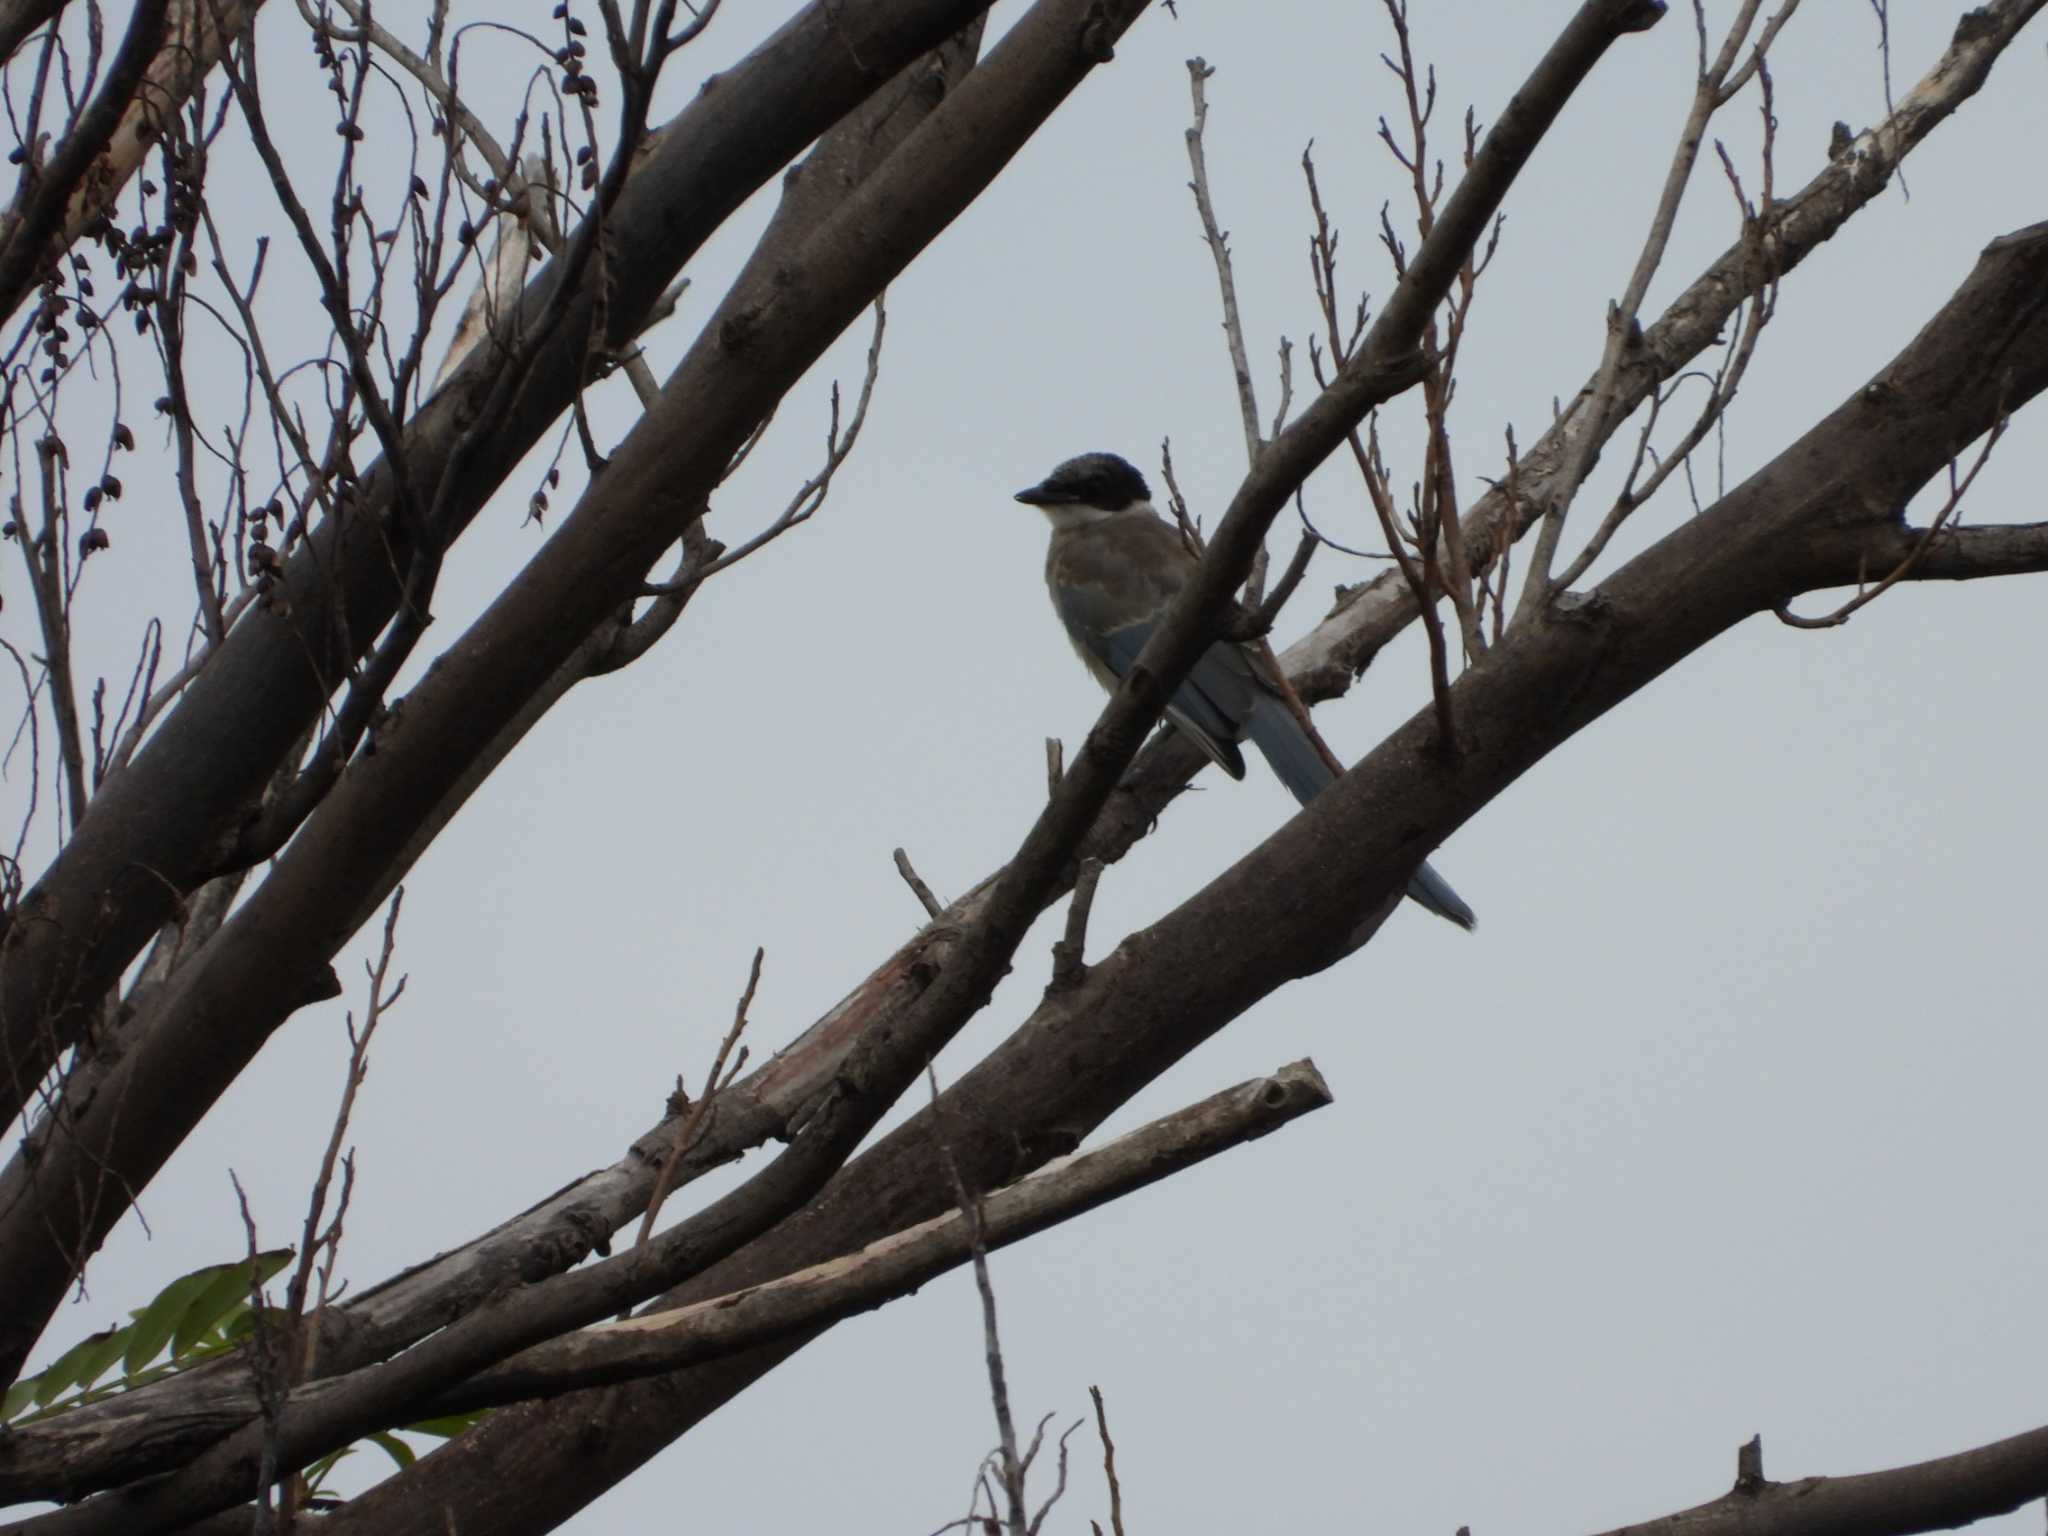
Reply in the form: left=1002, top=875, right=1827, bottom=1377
left=7, top=2, right=2046, bottom=1531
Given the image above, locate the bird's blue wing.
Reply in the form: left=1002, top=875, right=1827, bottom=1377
left=1050, top=584, right=1253, bottom=780
left=1246, top=693, right=1476, bottom=929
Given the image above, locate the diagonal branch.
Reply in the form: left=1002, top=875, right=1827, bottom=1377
left=213, top=1065, right=1326, bottom=1457
left=1283, top=0, right=2048, bottom=700
left=0, top=0, right=168, bottom=327
left=308, top=210, right=2048, bottom=1536
left=1592, top=1424, right=2048, bottom=1536
left=0, top=0, right=1009, bottom=1188
left=0, top=0, right=1135, bottom=1415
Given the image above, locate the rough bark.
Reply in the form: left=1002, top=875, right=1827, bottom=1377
left=0, top=0, right=999, bottom=1160
left=305, top=218, right=2048, bottom=1536
left=0, top=0, right=1012, bottom=1384
left=1595, top=1425, right=2048, bottom=1536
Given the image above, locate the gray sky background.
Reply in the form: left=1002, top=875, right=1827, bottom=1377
left=5, top=2, right=2045, bottom=1531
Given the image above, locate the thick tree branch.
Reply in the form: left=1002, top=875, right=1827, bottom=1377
left=1281, top=0, right=2048, bottom=701
left=0, top=0, right=1006, bottom=1167
left=1801, top=518, right=2048, bottom=590
left=0, top=0, right=1647, bottom=1488
left=312, top=214, right=2048, bottom=1536
left=42, top=4, right=2015, bottom=1482
left=0, top=0, right=1156, bottom=1415
left=432, top=1060, right=1331, bottom=1413
left=1594, top=1423, right=2048, bottom=1536
left=0, top=0, right=168, bottom=327
left=292, top=10, right=1662, bottom=1533
left=0, top=0, right=65, bottom=72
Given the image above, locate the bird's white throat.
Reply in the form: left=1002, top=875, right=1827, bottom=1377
left=1034, top=497, right=1155, bottom=532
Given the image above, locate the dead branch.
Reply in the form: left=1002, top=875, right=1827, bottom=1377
left=425, top=1060, right=1334, bottom=1415
left=1592, top=1423, right=2048, bottom=1536
left=894, top=848, right=945, bottom=922
left=1514, top=0, right=1777, bottom=613
left=1091, top=1386, right=1125, bottom=1536
left=1775, top=420, right=2008, bottom=627
left=636, top=947, right=760, bottom=1247
left=1183, top=56, right=1263, bottom=466
left=931, top=1064, right=1027, bottom=1536
left=1046, top=856, right=1103, bottom=993
left=1282, top=0, right=2044, bottom=697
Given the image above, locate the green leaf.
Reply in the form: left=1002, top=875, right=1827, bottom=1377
left=367, top=1431, right=417, bottom=1471
left=126, top=1272, right=227, bottom=1377
left=3, top=1377, right=38, bottom=1422
left=66, top=1327, right=132, bottom=1398
left=126, top=1251, right=294, bottom=1377
left=300, top=1444, right=355, bottom=1496
left=30, top=1325, right=127, bottom=1408
left=172, top=1250, right=291, bottom=1358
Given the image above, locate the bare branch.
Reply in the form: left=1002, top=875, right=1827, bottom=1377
left=1514, top=0, right=1774, bottom=614
left=1183, top=56, right=1262, bottom=465
left=931, top=1064, right=1026, bottom=1536
left=1046, top=856, right=1102, bottom=994
left=637, top=947, right=760, bottom=1247
left=1592, top=1422, right=2048, bottom=1536
left=698, top=297, right=887, bottom=579
left=1091, top=1386, right=1126, bottom=1536
left=0, top=0, right=168, bottom=327
left=431, top=1060, right=1334, bottom=1414
left=1776, top=421, right=2009, bottom=626
left=1284, top=0, right=2046, bottom=698
left=894, top=848, right=945, bottom=922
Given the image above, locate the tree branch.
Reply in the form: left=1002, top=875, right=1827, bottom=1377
left=0, top=0, right=168, bottom=327
left=1594, top=1424, right=2048, bottom=1536
left=0, top=0, right=1008, bottom=1162
left=1282, top=0, right=2048, bottom=701
left=309, top=210, right=2048, bottom=1536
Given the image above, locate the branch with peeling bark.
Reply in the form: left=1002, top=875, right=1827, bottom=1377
left=0, top=0, right=1013, bottom=1162
left=0, top=6, right=1660, bottom=1507
left=1281, top=0, right=2047, bottom=702
left=7, top=9, right=2045, bottom=1535
left=0, top=1, right=1652, bottom=1524
left=0, top=0, right=1007, bottom=1386
left=11, top=7, right=2029, bottom=1494
left=297, top=208, right=2048, bottom=1536
left=1594, top=1426, right=2048, bottom=1536
left=0, top=1060, right=1332, bottom=1520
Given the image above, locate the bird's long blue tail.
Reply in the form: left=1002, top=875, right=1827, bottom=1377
left=1242, top=695, right=1477, bottom=931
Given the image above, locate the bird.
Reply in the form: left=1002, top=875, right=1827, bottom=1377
left=1014, top=450, right=1475, bottom=931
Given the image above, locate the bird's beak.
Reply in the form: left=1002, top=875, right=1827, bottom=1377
left=1014, top=482, right=1068, bottom=506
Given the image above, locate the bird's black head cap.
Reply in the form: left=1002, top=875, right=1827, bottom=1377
left=1015, top=451, right=1152, bottom=510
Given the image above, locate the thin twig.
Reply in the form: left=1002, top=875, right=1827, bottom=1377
left=228, top=1171, right=286, bottom=1535
left=1091, top=1385, right=1126, bottom=1536
left=893, top=847, right=944, bottom=921
left=284, top=887, right=406, bottom=1382
left=24, top=435, right=87, bottom=830
left=1047, top=857, right=1103, bottom=993
left=1775, top=420, right=2007, bottom=628
left=698, top=297, right=886, bottom=579
left=1250, top=530, right=1317, bottom=631
left=1184, top=57, right=1263, bottom=466
left=636, top=947, right=761, bottom=1247
left=929, top=1063, right=1026, bottom=1536
left=1514, top=0, right=1773, bottom=618
left=1157, top=436, right=1203, bottom=554
left=1026, top=1419, right=1084, bottom=1536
